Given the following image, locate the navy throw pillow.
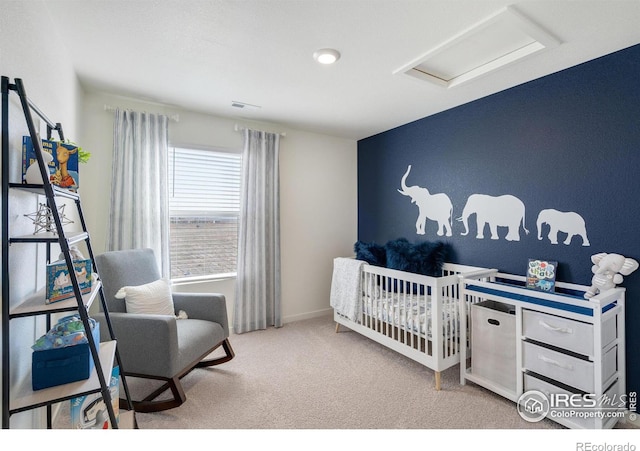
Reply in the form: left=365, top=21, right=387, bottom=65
left=384, top=238, right=414, bottom=272
left=385, top=238, right=448, bottom=277
left=413, top=241, right=448, bottom=276
left=354, top=241, right=386, bottom=267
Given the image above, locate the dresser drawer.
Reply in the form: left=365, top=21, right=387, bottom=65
left=523, top=310, right=616, bottom=356
left=523, top=341, right=617, bottom=393
left=524, top=373, right=621, bottom=429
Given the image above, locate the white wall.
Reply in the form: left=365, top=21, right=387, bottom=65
left=80, top=91, right=358, bottom=327
left=0, top=0, right=82, bottom=428
left=1, top=0, right=356, bottom=430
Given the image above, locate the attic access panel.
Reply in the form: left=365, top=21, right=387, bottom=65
left=395, top=6, right=560, bottom=88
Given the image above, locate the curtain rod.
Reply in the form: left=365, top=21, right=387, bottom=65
left=234, top=123, right=286, bottom=137
left=103, top=104, right=180, bottom=122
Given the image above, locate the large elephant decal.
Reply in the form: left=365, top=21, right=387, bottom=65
left=457, top=194, right=529, bottom=241
left=397, top=165, right=453, bottom=237
left=536, top=209, right=590, bottom=246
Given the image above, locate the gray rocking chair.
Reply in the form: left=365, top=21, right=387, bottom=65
left=94, top=248, right=234, bottom=413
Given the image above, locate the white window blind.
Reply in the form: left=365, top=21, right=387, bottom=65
left=168, top=146, right=242, bottom=280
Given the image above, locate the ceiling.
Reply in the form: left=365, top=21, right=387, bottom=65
left=44, top=0, right=640, bottom=141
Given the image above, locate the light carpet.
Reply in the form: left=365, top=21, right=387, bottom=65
left=129, top=314, right=563, bottom=430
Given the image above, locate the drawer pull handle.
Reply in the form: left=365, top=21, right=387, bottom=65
left=539, top=320, right=573, bottom=334
left=538, top=354, right=574, bottom=371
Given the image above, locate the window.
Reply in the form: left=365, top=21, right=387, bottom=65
left=168, top=145, right=242, bottom=280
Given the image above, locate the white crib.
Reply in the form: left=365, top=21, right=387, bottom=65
left=333, top=262, right=497, bottom=389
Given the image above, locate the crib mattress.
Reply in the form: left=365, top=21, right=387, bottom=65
left=362, top=289, right=458, bottom=338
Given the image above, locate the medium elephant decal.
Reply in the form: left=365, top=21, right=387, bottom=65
left=536, top=209, right=590, bottom=246
left=397, top=165, right=453, bottom=237
left=457, top=194, right=529, bottom=241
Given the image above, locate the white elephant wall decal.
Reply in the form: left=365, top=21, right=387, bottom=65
left=397, top=165, right=453, bottom=237
left=536, top=208, right=590, bottom=246
left=457, top=194, right=529, bottom=241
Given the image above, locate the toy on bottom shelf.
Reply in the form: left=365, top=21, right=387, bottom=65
left=584, top=252, right=639, bottom=299
left=70, top=366, right=119, bottom=429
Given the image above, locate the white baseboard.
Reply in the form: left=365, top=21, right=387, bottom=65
left=282, top=307, right=333, bottom=324
left=229, top=308, right=333, bottom=335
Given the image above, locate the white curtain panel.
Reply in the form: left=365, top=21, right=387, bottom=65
left=234, top=129, right=281, bottom=334
left=106, top=109, right=170, bottom=277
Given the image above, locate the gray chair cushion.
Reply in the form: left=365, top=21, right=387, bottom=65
left=96, top=248, right=161, bottom=313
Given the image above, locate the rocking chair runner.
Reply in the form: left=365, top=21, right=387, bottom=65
left=94, top=248, right=235, bottom=413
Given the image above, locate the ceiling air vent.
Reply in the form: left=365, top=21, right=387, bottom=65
left=394, top=5, right=560, bottom=88
left=231, top=101, right=261, bottom=110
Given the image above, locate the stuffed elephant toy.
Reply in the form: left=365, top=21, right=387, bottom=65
left=584, top=252, right=639, bottom=299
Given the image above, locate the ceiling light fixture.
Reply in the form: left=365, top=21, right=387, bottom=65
left=313, top=48, right=341, bottom=65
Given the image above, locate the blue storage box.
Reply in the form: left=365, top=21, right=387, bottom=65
left=32, top=321, right=100, bottom=391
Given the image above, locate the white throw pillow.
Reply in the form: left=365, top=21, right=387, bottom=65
left=115, top=278, right=175, bottom=316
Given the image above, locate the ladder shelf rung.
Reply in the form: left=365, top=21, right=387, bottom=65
left=9, top=276, right=101, bottom=319
left=8, top=183, right=80, bottom=200
left=9, top=340, right=117, bottom=415
left=9, top=231, right=89, bottom=245
left=3, top=75, right=132, bottom=429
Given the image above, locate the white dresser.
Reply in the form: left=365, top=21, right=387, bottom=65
left=459, top=273, right=628, bottom=429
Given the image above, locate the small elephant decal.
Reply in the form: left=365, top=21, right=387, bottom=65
left=536, top=209, right=590, bottom=246
left=397, top=165, right=453, bottom=237
left=584, top=252, right=639, bottom=299
left=457, top=194, right=529, bottom=241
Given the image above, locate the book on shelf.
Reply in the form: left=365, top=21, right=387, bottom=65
left=70, top=366, right=120, bottom=429
left=46, top=258, right=93, bottom=304
left=526, top=259, right=557, bottom=292
left=22, top=136, right=79, bottom=191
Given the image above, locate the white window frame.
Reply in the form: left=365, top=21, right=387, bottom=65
left=168, top=143, right=242, bottom=283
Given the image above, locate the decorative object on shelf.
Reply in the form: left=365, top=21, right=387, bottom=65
left=62, top=139, right=91, bottom=164
left=584, top=252, right=639, bottom=299
left=31, top=315, right=97, bottom=351
left=22, top=136, right=79, bottom=190
left=23, top=144, right=54, bottom=184
left=526, top=259, right=557, bottom=292
left=60, top=245, right=86, bottom=261
left=46, top=257, right=93, bottom=304
left=70, top=366, right=119, bottom=429
left=24, top=202, right=73, bottom=234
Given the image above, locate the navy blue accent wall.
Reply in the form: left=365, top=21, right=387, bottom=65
left=358, top=43, right=640, bottom=394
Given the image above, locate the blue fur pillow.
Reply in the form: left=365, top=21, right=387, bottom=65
left=383, top=238, right=413, bottom=271
left=385, top=238, right=448, bottom=277
left=414, top=241, right=448, bottom=276
left=354, top=241, right=386, bottom=267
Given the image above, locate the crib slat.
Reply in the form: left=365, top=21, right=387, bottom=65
left=346, top=263, right=497, bottom=390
